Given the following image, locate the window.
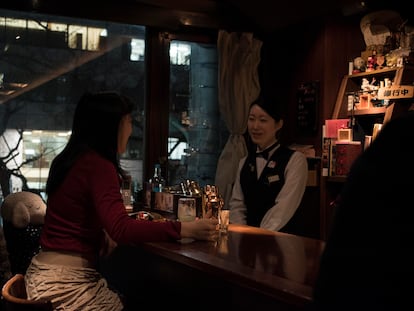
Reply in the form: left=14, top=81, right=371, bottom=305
left=0, top=9, right=227, bottom=202
left=22, top=130, right=70, bottom=194
left=168, top=39, right=228, bottom=187
left=0, top=9, right=146, bottom=199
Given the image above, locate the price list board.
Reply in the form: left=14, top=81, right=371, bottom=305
left=297, top=81, right=319, bottom=134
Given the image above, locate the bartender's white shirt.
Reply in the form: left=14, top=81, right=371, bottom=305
left=229, top=146, right=308, bottom=231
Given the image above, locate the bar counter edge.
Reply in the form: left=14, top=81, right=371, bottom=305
left=100, top=224, right=326, bottom=311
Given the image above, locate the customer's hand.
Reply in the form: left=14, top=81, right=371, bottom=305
left=180, top=218, right=218, bottom=241
left=100, top=230, right=117, bottom=257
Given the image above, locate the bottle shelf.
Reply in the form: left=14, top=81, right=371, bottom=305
left=347, top=66, right=399, bottom=78
left=348, top=106, right=386, bottom=116
left=321, top=64, right=414, bottom=241
left=333, top=65, right=414, bottom=119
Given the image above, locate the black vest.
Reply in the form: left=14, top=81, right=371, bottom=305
left=240, top=146, right=294, bottom=227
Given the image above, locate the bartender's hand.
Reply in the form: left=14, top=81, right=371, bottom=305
left=180, top=218, right=218, bottom=241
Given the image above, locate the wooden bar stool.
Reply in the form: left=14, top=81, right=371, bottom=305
left=1, top=274, right=52, bottom=311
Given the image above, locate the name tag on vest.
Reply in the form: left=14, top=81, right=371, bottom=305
left=268, top=174, right=280, bottom=183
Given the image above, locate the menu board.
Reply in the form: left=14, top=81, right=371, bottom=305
left=297, top=81, right=319, bottom=134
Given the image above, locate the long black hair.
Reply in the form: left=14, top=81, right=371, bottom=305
left=46, top=91, right=134, bottom=195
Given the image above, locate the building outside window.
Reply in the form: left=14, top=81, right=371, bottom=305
left=0, top=9, right=146, bottom=201
left=168, top=40, right=228, bottom=187
left=0, top=9, right=228, bottom=203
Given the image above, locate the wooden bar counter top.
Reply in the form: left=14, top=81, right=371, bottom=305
left=100, top=223, right=325, bottom=310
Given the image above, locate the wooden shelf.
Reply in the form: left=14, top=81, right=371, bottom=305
left=347, top=66, right=399, bottom=78
left=321, top=64, right=414, bottom=241
left=349, top=106, right=386, bottom=116
left=332, top=65, right=414, bottom=119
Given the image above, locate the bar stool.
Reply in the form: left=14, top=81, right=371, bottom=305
left=1, top=273, right=52, bottom=311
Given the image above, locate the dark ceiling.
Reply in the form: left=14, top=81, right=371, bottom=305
left=0, top=0, right=411, bottom=105
left=0, top=0, right=412, bottom=34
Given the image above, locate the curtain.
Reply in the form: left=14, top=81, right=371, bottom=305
left=215, top=30, right=262, bottom=207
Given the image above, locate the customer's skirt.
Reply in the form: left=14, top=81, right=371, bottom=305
left=25, top=253, right=124, bottom=311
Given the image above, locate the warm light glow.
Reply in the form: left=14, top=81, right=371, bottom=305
left=229, top=224, right=288, bottom=236
left=180, top=18, right=192, bottom=26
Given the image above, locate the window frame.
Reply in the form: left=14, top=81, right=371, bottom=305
left=144, top=29, right=218, bottom=184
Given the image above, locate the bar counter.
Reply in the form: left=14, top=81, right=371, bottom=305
left=100, top=224, right=325, bottom=310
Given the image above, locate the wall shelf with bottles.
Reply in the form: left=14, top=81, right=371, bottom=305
left=320, top=65, right=414, bottom=240
left=349, top=107, right=386, bottom=116
left=332, top=65, right=414, bottom=120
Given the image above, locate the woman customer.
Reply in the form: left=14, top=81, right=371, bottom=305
left=229, top=96, right=308, bottom=231
left=24, top=91, right=218, bottom=310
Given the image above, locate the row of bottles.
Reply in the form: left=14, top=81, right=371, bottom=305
left=143, top=164, right=227, bottom=224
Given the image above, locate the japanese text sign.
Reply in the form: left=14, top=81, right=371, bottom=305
left=377, top=85, right=414, bottom=100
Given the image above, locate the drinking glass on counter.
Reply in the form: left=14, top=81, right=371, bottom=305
left=177, top=197, right=196, bottom=222
left=203, top=185, right=223, bottom=219
left=219, top=209, right=230, bottom=234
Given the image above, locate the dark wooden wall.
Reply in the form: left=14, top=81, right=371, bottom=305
left=258, top=14, right=366, bottom=239
left=260, top=14, right=366, bottom=150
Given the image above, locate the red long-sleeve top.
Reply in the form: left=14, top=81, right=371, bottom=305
left=40, top=150, right=181, bottom=262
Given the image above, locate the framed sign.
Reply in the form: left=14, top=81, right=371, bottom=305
left=377, top=85, right=414, bottom=100
left=297, top=81, right=319, bottom=134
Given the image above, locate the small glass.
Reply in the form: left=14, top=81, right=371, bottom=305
left=177, top=197, right=196, bottom=222
left=218, top=209, right=229, bottom=234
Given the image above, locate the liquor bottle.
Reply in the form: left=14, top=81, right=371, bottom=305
left=121, top=174, right=132, bottom=211
left=149, top=164, right=165, bottom=210
left=149, top=163, right=165, bottom=192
